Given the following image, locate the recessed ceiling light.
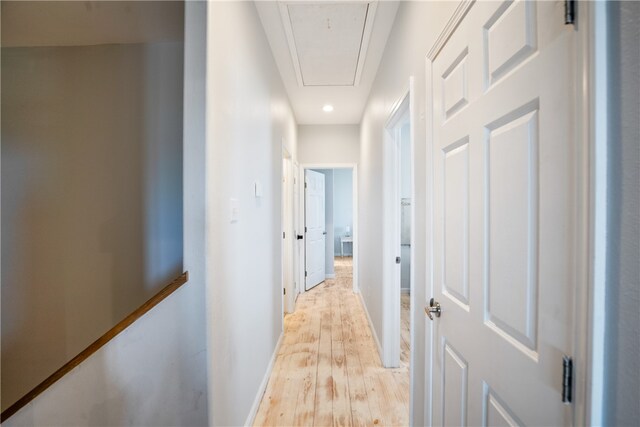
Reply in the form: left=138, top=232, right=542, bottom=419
left=322, top=104, right=334, bottom=112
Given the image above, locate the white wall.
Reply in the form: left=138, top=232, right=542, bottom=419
left=1, top=41, right=184, bottom=409
left=358, top=2, right=457, bottom=424
left=206, top=2, right=297, bottom=425
left=1, top=1, right=183, bottom=47
left=604, top=1, right=639, bottom=425
left=333, top=169, right=353, bottom=256
left=3, top=4, right=209, bottom=425
left=298, top=124, right=359, bottom=164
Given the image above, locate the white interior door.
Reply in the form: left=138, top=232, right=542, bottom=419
left=429, top=1, right=576, bottom=425
left=305, top=169, right=326, bottom=290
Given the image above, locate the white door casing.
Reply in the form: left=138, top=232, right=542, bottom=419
left=383, top=88, right=412, bottom=368
left=293, top=163, right=303, bottom=298
left=305, top=170, right=326, bottom=290
left=428, top=1, right=577, bottom=425
left=282, top=155, right=295, bottom=314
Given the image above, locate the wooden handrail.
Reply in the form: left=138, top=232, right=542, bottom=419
left=1, top=271, right=189, bottom=422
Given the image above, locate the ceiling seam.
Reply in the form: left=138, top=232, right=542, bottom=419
left=351, top=3, right=370, bottom=87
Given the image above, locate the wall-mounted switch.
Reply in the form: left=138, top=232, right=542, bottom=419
left=230, top=198, right=239, bottom=222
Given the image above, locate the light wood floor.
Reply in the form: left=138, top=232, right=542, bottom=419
left=254, top=257, right=410, bottom=427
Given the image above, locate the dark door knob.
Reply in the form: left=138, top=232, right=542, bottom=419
left=297, top=235, right=303, bottom=240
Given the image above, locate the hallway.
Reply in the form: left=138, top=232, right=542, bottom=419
left=254, top=258, right=409, bottom=426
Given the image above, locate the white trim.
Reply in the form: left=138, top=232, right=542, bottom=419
left=279, top=1, right=378, bottom=87
left=244, top=333, right=283, bottom=427
left=293, top=161, right=302, bottom=301
left=299, top=163, right=359, bottom=295
left=426, top=0, right=475, bottom=61
left=281, top=144, right=295, bottom=317
left=407, top=75, right=418, bottom=427
left=295, top=162, right=305, bottom=297
left=382, top=79, right=415, bottom=369
left=353, top=2, right=378, bottom=87
left=424, top=54, right=436, bottom=427
left=357, top=291, right=383, bottom=363
left=278, top=2, right=304, bottom=87
left=573, top=2, right=608, bottom=425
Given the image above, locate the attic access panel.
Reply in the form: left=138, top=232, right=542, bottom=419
left=281, top=2, right=377, bottom=87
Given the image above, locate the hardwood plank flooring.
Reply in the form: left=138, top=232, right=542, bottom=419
left=254, top=257, right=410, bottom=427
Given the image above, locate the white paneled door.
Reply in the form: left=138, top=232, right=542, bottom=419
left=429, top=1, right=577, bottom=425
left=305, top=170, right=326, bottom=291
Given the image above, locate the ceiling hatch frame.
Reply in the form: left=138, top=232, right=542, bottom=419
left=278, top=1, right=379, bottom=87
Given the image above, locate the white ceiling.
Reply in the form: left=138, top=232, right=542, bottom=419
left=256, top=1, right=399, bottom=124
left=286, top=2, right=369, bottom=86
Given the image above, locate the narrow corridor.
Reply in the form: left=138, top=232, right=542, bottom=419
left=254, top=258, right=409, bottom=426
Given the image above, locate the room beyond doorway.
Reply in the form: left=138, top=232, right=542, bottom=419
left=299, top=164, right=358, bottom=295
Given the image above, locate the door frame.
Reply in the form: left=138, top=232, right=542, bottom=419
left=381, top=78, right=416, bottom=370
left=293, top=161, right=301, bottom=305
left=299, top=163, right=358, bottom=295
left=281, top=145, right=295, bottom=316
left=422, top=1, right=605, bottom=425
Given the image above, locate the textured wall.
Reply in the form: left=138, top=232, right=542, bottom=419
left=604, top=2, right=640, bottom=425
left=1, top=41, right=184, bottom=410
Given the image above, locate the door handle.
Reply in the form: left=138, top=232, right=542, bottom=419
left=425, top=298, right=441, bottom=320
left=323, top=231, right=327, bottom=235
left=297, top=235, right=303, bottom=240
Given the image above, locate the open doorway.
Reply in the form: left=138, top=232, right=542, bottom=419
left=300, top=164, right=358, bottom=297
left=382, top=82, right=413, bottom=373
left=304, top=167, right=355, bottom=293
left=399, top=120, right=412, bottom=373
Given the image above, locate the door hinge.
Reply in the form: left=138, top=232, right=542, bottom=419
left=564, top=0, right=575, bottom=25
left=305, top=271, right=308, bottom=277
left=305, top=226, right=307, bottom=233
left=304, top=182, right=307, bottom=189
left=283, top=288, right=286, bottom=295
left=396, top=256, right=401, bottom=264
left=562, top=356, right=573, bottom=404
left=283, top=231, right=286, bottom=239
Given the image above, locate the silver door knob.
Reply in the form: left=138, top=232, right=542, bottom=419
left=425, top=298, right=441, bottom=320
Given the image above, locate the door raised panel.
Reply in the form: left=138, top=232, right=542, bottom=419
left=484, top=101, right=539, bottom=358
left=482, top=383, right=523, bottom=427
left=308, top=193, right=321, bottom=228
left=441, top=340, right=469, bottom=427
left=431, top=1, right=576, bottom=425
left=483, top=0, right=537, bottom=87
left=442, top=138, right=470, bottom=308
left=442, top=47, right=469, bottom=120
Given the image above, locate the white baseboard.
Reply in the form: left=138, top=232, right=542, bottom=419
left=401, top=288, right=410, bottom=294
left=325, top=273, right=336, bottom=279
left=244, top=332, right=283, bottom=426
left=357, top=292, right=383, bottom=364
